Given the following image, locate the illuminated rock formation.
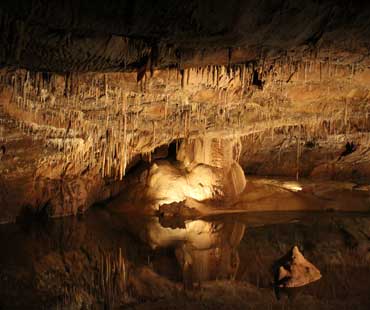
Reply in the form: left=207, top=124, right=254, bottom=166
left=142, top=138, right=246, bottom=207
left=146, top=161, right=223, bottom=206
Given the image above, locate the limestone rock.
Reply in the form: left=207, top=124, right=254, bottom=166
left=277, top=246, right=322, bottom=288
left=145, top=161, right=224, bottom=206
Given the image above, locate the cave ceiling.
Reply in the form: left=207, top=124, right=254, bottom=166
left=1, top=0, right=370, bottom=71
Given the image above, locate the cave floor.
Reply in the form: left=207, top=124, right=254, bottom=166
left=0, top=179, right=369, bottom=309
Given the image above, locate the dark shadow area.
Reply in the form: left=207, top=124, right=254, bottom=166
left=339, top=141, right=357, bottom=159
left=252, top=69, right=264, bottom=89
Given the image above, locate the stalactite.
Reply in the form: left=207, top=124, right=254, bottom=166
left=0, top=49, right=367, bottom=182
left=216, top=66, right=220, bottom=88
left=296, top=127, right=301, bottom=181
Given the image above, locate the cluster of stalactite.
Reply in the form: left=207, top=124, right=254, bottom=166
left=0, top=54, right=369, bottom=179
left=240, top=121, right=370, bottom=180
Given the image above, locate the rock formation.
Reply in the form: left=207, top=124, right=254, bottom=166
left=0, top=1, right=369, bottom=220
left=276, top=246, right=322, bottom=288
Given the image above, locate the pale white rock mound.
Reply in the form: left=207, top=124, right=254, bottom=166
left=146, top=161, right=224, bottom=206
left=144, top=137, right=246, bottom=207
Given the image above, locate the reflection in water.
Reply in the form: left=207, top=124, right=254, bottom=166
left=0, top=190, right=369, bottom=308
left=110, top=195, right=370, bottom=293
left=116, top=210, right=246, bottom=285
left=175, top=220, right=245, bottom=285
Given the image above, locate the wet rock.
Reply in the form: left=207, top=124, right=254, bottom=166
left=275, top=246, right=322, bottom=288
left=157, top=202, right=201, bottom=229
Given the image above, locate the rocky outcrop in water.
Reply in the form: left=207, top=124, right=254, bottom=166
left=276, top=246, right=322, bottom=288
